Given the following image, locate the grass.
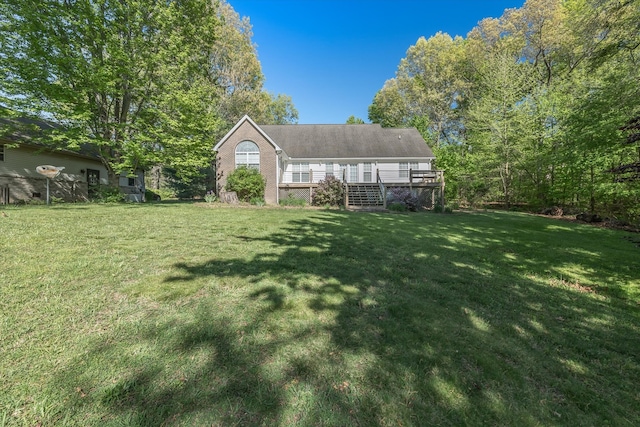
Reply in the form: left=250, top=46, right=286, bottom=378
left=1, top=203, right=639, bottom=426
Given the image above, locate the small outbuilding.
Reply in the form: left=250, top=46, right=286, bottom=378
left=0, top=117, right=144, bottom=204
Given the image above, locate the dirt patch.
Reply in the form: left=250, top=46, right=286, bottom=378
left=548, top=277, right=596, bottom=294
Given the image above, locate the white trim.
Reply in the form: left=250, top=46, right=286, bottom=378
left=287, top=156, right=435, bottom=161
left=214, top=115, right=282, bottom=152
left=275, top=151, right=280, bottom=204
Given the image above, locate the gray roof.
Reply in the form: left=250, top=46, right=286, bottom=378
left=259, top=123, right=434, bottom=159
left=0, top=115, right=100, bottom=160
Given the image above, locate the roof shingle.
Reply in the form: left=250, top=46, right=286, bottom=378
left=258, top=123, right=434, bottom=159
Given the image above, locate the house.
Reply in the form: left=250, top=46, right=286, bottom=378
left=0, top=117, right=145, bottom=204
left=213, top=115, right=444, bottom=207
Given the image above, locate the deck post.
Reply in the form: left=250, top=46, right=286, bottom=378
left=409, top=168, right=413, bottom=190
left=344, top=183, right=349, bottom=207
left=440, top=170, right=445, bottom=210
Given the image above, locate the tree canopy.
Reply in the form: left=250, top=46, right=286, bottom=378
left=0, top=0, right=297, bottom=186
left=369, top=0, right=640, bottom=223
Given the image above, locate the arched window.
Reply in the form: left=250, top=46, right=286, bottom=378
left=235, top=140, right=260, bottom=170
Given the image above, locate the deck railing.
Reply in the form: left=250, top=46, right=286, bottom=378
left=409, top=169, right=443, bottom=184
left=281, top=169, right=444, bottom=185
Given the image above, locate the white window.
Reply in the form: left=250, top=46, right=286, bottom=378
left=363, top=162, right=372, bottom=182
left=292, top=162, right=309, bottom=183
left=0, top=144, right=4, bottom=162
left=348, top=164, right=357, bottom=182
left=325, top=162, right=334, bottom=178
left=339, top=164, right=357, bottom=182
left=235, top=140, right=260, bottom=170
left=399, top=161, right=418, bottom=178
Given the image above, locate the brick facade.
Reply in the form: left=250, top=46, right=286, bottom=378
left=215, top=119, right=279, bottom=204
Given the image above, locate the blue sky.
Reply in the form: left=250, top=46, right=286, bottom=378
left=229, top=0, right=524, bottom=124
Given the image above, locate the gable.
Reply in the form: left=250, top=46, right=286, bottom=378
left=214, top=115, right=281, bottom=153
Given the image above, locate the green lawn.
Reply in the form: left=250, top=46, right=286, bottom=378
left=1, top=203, right=639, bottom=426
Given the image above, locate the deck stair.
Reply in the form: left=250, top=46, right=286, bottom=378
left=346, top=184, right=384, bottom=207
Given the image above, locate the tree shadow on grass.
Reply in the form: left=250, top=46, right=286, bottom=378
left=54, top=210, right=640, bottom=425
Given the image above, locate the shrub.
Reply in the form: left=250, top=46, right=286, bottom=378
left=145, top=189, right=162, bottom=201
left=204, top=190, right=217, bottom=203
left=433, top=204, right=453, bottom=214
left=388, top=202, right=407, bottom=212
left=225, top=167, right=266, bottom=202
left=387, top=187, right=419, bottom=211
left=92, top=186, right=126, bottom=203
left=250, top=197, right=265, bottom=206
left=312, top=176, right=344, bottom=206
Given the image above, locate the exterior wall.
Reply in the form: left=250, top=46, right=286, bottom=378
left=281, top=160, right=433, bottom=184
left=0, top=175, right=89, bottom=203
left=0, top=144, right=107, bottom=203
left=215, top=121, right=279, bottom=204
left=0, top=143, right=145, bottom=203
left=118, top=170, right=146, bottom=202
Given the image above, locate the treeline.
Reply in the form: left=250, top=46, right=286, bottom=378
left=369, top=0, right=639, bottom=223
left=0, top=0, right=297, bottom=188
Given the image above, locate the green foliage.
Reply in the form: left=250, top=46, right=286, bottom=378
left=250, top=197, right=265, bottom=206
left=388, top=202, right=407, bottom=212
left=367, top=0, right=640, bottom=222
left=162, top=166, right=212, bottom=199
left=280, top=193, right=307, bottom=207
left=204, top=190, right=217, bottom=203
left=91, top=186, right=126, bottom=203
left=0, top=0, right=298, bottom=185
left=263, top=93, right=299, bottom=124
left=368, top=79, right=409, bottom=127
left=433, top=204, right=453, bottom=214
left=312, top=176, right=344, bottom=207
left=0, top=0, right=224, bottom=185
left=144, top=190, right=161, bottom=202
left=387, top=187, right=420, bottom=211
left=225, top=166, right=266, bottom=202
left=346, top=115, right=365, bottom=124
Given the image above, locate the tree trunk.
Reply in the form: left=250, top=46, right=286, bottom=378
left=589, top=163, right=595, bottom=213
left=108, top=168, right=120, bottom=188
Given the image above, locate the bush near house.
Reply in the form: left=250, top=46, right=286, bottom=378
left=225, top=166, right=266, bottom=202
left=387, top=187, right=419, bottom=211
left=312, top=175, right=344, bottom=207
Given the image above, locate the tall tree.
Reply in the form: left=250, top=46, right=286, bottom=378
left=346, top=116, right=365, bottom=124
left=262, top=93, right=298, bottom=125
left=368, top=79, right=409, bottom=128
left=207, top=1, right=297, bottom=126
left=466, top=52, right=537, bottom=208
left=369, top=33, right=468, bottom=147
left=0, top=0, right=222, bottom=185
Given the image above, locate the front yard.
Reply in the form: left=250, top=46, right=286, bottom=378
left=1, top=203, right=638, bottom=426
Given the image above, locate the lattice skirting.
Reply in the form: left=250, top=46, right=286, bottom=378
left=279, top=187, right=312, bottom=203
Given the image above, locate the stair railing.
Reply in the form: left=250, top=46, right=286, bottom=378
left=343, top=167, right=349, bottom=206
left=376, top=170, right=387, bottom=209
